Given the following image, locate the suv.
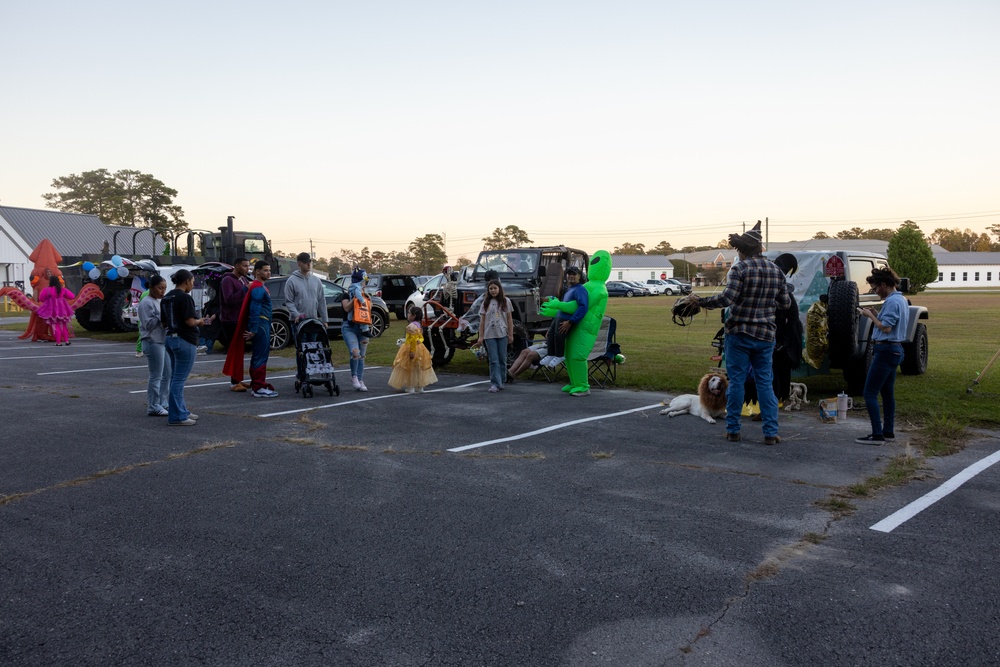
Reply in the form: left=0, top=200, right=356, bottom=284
left=755, top=250, right=928, bottom=395
left=420, top=246, right=589, bottom=366
left=661, top=278, right=692, bottom=295
left=266, top=276, right=389, bottom=350
left=333, top=273, right=417, bottom=320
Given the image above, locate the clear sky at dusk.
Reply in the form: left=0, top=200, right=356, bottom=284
left=2, top=0, right=998, bottom=262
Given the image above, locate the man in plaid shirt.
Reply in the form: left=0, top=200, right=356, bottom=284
left=695, top=221, right=790, bottom=445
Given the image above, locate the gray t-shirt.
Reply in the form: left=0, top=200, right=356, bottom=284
left=138, top=296, right=165, bottom=344
left=481, top=298, right=512, bottom=340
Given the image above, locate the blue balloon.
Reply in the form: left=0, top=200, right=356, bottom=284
left=82, top=261, right=95, bottom=272
left=107, top=268, right=119, bottom=280
left=111, top=255, right=123, bottom=267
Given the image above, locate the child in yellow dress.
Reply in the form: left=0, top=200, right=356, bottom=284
left=388, top=307, right=438, bottom=393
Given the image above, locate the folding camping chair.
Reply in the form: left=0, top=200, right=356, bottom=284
left=587, top=317, right=622, bottom=388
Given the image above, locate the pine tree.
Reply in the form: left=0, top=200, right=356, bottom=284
left=888, top=223, right=938, bottom=293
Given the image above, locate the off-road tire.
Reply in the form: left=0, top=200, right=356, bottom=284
left=423, top=326, right=455, bottom=368
left=900, top=323, right=928, bottom=375
left=105, top=288, right=137, bottom=333
left=75, top=298, right=110, bottom=331
left=827, top=280, right=861, bottom=366
left=843, top=338, right=874, bottom=396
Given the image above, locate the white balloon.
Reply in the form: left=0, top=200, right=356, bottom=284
left=88, top=268, right=101, bottom=280
left=118, top=267, right=129, bottom=278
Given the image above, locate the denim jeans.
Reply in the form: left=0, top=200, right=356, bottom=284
left=341, top=321, right=369, bottom=381
left=724, top=332, right=779, bottom=437
left=484, top=336, right=507, bottom=388
left=165, top=336, right=196, bottom=423
left=142, top=339, right=172, bottom=414
left=863, top=343, right=903, bottom=436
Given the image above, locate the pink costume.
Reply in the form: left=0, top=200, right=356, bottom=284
left=37, top=286, right=76, bottom=345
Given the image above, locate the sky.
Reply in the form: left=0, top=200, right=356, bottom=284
left=2, top=0, right=998, bottom=263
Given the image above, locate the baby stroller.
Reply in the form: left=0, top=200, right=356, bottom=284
left=294, top=318, right=339, bottom=398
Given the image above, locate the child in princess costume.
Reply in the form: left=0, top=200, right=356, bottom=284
left=388, top=307, right=438, bottom=393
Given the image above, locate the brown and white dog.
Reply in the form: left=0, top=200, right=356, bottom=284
left=785, top=382, right=809, bottom=411
left=660, top=372, right=729, bottom=424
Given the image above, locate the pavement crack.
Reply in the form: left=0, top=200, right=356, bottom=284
left=0, top=441, right=236, bottom=508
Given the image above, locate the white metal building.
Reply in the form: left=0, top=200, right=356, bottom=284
left=609, top=254, right=674, bottom=282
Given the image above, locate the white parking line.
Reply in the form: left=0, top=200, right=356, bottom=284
left=870, top=448, right=1000, bottom=533
left=448, top=403, right=663, bottom=452
left=257, top=381, right=490, bottom=418
left=1, top=352, right=136, bottom=361
left=127, top=366, right=380, bottom=392
left=37, top=359, right=225, bottom=375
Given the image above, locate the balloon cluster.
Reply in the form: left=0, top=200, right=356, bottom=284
left=82, top=256, right=130, bottom=281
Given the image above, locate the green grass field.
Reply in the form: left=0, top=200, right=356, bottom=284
left=6, top=290, right=998, bottom=428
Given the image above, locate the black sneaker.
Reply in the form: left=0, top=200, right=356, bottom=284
left=883, top=432, right=896, bottom=442
left=856, top=434, right=885, bottom=445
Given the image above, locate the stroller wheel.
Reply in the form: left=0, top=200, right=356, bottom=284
left=294, top=380, right=301, bottom=393
left=302, top=384, right=312, bottom=398
left=334, top=385, right=340, bottom=396
left=327, top=381, right=334, bottom=396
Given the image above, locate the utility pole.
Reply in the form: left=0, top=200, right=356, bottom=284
left=765, top=217, right=769, bottom=249
left=309, top=239, right=315, bottom=260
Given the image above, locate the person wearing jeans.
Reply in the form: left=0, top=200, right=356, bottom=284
left=341, top=267, right=371, bottom=391
left=694, top=221, right=790, bottom=445
left=161, top=269, right=213, bottom=426
left=139, top=274, right=171, bottom=416
left=857, top=267, right=908, bottom=445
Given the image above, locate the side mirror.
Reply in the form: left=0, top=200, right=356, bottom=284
left=537, top=265, right=547, bottom=277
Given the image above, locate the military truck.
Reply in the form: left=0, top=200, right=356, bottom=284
left=765, top=249, right=929, bottom=395
left=67, top=216, right=279, bottom=333
left=420, top=246, right=590, bottom=367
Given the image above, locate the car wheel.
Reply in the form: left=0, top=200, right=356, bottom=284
left=626, top=290, right=634, bottom=297
left=665, top=288, right=675, bottom=295
left=270, top=316, right=291, bottom=350
left=369, top=310, right=387, bottom=338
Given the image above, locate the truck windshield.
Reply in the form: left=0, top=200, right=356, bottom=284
left=476, top=251, right=539, bottom=276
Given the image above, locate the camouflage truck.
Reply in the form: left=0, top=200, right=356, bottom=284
left=420, top=246, right=590, bottom=367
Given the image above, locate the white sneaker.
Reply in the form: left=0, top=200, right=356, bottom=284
left=351, top=376, right=361, bottom=390
left=548, top=357, right=565, bottom=368
left=407, top=387, right=416, bottom=394
left=135, top=351, right=143, bottom=358
left=252, top=388, right=278, bottom=398
left=196, top=345, right=208, bottom=355
left=358, top=382, right=368, bottom=392
left=416, top=387, right=424, bottom=393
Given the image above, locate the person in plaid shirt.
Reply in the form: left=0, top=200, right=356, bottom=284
left=694, top=221, right=790, bottom=445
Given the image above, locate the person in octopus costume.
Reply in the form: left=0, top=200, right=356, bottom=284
left=37, top=275, right=77, bottom=346
left=222, top=260, right=278, bottom=398
left=539, top=250, right=612, bottom=396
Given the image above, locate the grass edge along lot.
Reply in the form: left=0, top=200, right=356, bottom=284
left=4, top=290, right=998, bottom=430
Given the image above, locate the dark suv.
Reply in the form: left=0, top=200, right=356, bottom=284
left=266, top=276, right=389, bottom=350
left=333, top=273, right=417, bottom=320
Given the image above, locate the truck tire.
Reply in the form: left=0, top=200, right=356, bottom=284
left=75, top=298, right=110, bottom=331
left=843, top=338, right=873, bottom=396
left=105, top=288, right=137, bottom=333
left=900, top=323, right=928, bottom=375
left=827, top=280, right=860, bottom=366
left=423, top=326, right=455, bottom=368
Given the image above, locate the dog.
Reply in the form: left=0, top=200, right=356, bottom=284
left=660, top=372, right=729, bottom=424
left=785, top=382, right=809, bottom=411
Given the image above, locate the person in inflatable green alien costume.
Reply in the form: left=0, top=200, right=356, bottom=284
left=539, top=250, right=611, bottom=396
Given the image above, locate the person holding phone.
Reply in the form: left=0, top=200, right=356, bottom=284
left=161, top=269, right=214, bottom=425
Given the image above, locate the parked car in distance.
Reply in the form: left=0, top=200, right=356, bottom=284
left=404, top=273, right=448, bottom=316
left=661, top=278, right=693, bottom=295
left=265, top=276, right=389, bottom=350
left=414, top=275, right=434, bottom=287
left=607, top=280, right=644, bottom=297
left=333, top=273, right=417, bottom=319
left=622, top=281, right=652, bottom=296
left=643, top=279, right=669, bottom=295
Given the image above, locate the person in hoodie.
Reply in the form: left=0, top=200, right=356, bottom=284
left=285, top=252, right=328, bottom=383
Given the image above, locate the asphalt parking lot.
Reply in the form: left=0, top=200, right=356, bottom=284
left=2, top=328, right=999, bottom=666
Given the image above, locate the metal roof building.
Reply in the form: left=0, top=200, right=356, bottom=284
left=0, top=205, right=166, bottom=287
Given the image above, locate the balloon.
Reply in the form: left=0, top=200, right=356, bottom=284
left=118, top=267, right=129, bottom=278
left=82, top=261, right=95, bottom=272
left=111, top=255, right=123, bottom=267
left=88, top=268, right=101, bottom=280
left=108, top=268, right=119, bottom=280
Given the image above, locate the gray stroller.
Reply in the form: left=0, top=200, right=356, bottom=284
left=293, top=318, right=339, bottom=398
